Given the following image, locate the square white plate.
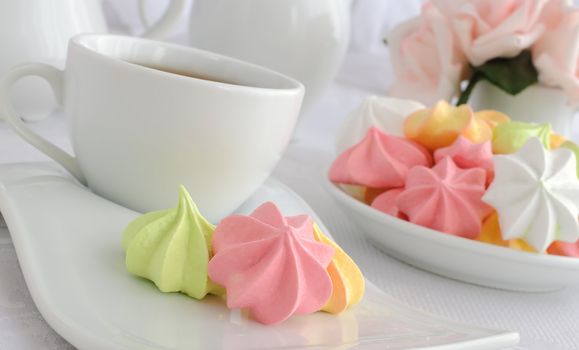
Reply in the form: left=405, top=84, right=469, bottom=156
left=0, top=162, right=519, bottom=349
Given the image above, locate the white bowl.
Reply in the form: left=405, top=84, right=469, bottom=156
left=324, top=176, right=579, bottom=292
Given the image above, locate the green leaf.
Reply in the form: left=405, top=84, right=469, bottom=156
left=456, top=50, right=539, bottom=106
left=473, top=50, right=538, bottom=95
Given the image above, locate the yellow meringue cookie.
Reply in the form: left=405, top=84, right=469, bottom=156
left=404, top=100, right=509, bottom=151
left=338, top=184, right=384, bottom=205
left=337, top=184, right=366, bottom=202
left=312, top=224, right=365, bottom=314
left=475, top=109, right=512, bottom=129
left=550, top=133, right=567, bottom=149
left=476, top=212, right=535, bottom=252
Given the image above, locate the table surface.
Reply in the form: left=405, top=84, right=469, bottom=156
left=1, top=51, right=579, bottom=350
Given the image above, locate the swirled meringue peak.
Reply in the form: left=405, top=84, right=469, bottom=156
left=492, top=121, right=551, bottom=154
left=207, top=202, right=335, bottom=325
left=560, top=140, right=579, bottom=177
left=397, top=157, right=491, bottom=238
left=483, top=137, right=579, bottom=252
left=404, top=100, right=510, bottom=151
left=336, top=95, right=424, bottom=153
left=434, top=136, right=494, bottom=183
left=329, top=127, right=432, bottom=189
left=371, top=188, right=406, bottom=219
left=122, top=186, right=220, bottom=300
left=312, top=224, right=365, bottom=314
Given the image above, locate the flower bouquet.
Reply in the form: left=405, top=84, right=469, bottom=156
left=388, top=0, right=579, bottom=134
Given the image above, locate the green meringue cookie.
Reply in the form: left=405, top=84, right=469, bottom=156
left=492, top=121, right=552, bottom=154
left=122, top=185, right=222, bottom=299
left=561, top=140, right=579, bottom=178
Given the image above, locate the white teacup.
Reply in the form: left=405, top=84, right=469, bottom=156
left=0, top=34, right=304, bottom=222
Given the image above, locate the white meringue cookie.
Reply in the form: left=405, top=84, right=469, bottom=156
left=483, top=137, right=579, bottom=252
left=335, top=95, right=424, bottom=153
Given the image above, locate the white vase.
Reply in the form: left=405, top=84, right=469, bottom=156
left=469, top=80, right=577, bottom=137
left=187, top=0, right=351, bottom=113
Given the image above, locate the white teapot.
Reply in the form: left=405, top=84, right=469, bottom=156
left=0, top=0, right=186, bottom=120
left=187, top=0, right=351, bottom=112
left=140, top=0, right=351, bottom=113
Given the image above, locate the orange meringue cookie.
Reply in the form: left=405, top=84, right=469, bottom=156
left=550, top=133, right=567, bottom=149
left=312, top=224, right=365, bottom=314
left=364, top=187, right=385, bottom=205
left=403, top=100, right=509, bottom=151
left=476, top=212, right=535, bottom=252
left=477, top=212, right=579, bottom=257
left=475, top=110, right=512, bottom=129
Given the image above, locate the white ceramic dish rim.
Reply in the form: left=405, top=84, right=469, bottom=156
left=323, top=170, right=579, bottom=272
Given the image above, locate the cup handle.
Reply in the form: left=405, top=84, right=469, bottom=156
left=0, top=63, right=86, bottom=185
left=138, top=0, right=187, bottom=40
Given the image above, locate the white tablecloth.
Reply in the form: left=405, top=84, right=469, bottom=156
left=2, top=48, right=579, bottom=350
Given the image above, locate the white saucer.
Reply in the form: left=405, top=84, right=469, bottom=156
left=325, top=177, right=579, bottom=292
left=0, top=163, right=519, bottom=350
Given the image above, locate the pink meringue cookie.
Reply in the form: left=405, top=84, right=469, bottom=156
left=397, top=157, right=491, bottom=238
left=548, top=241, right=579, bottom=258
left=207, top=202, right=335, bottom=325
left=329, top=127, right=432, bottom=189
left=433, top=136, right=494, bottom=183
left=371, top=188, right=406, bottom=219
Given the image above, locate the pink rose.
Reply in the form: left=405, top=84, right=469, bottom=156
left=431, top=0, right=569, bottom=66
left=388, top=3, right=467, bottom=105
left=532, top=10, right=579, bottom=106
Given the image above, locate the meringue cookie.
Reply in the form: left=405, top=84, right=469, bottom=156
left=337, top=184, right=367, bottom=202
left=550, top=133, right=567, bottom=149
left=371, top=188, right=406, bottom=219
left=312, top=224, right=365, bottom=314
left=478, top=212, right=579, bottom=256
left=329, top=127, right=432, bottom=189
left=476, top=212, right=535, bottom=252
left=122, top=186, right=220, bottom=299
left=404, top=100, right=509, bottom=151
left=337, top=184, right=384, bottom=205
left=397, top=157, right=491, bottom=238
left=560, top=140, right=579, bottom=177
left=207, top=202, right=334, bottom=325
left=548, top=241, right=579, bottom=258
left=483, top=137, right=579, bottom=252
left=433, top=136, right=494, bottom=182
left=336, top=95, right=424, bottom=153
left=492, top=121, right=551, bottom=154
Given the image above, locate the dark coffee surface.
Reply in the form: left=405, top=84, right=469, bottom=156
left=130, top=61, right=237, bottom=85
